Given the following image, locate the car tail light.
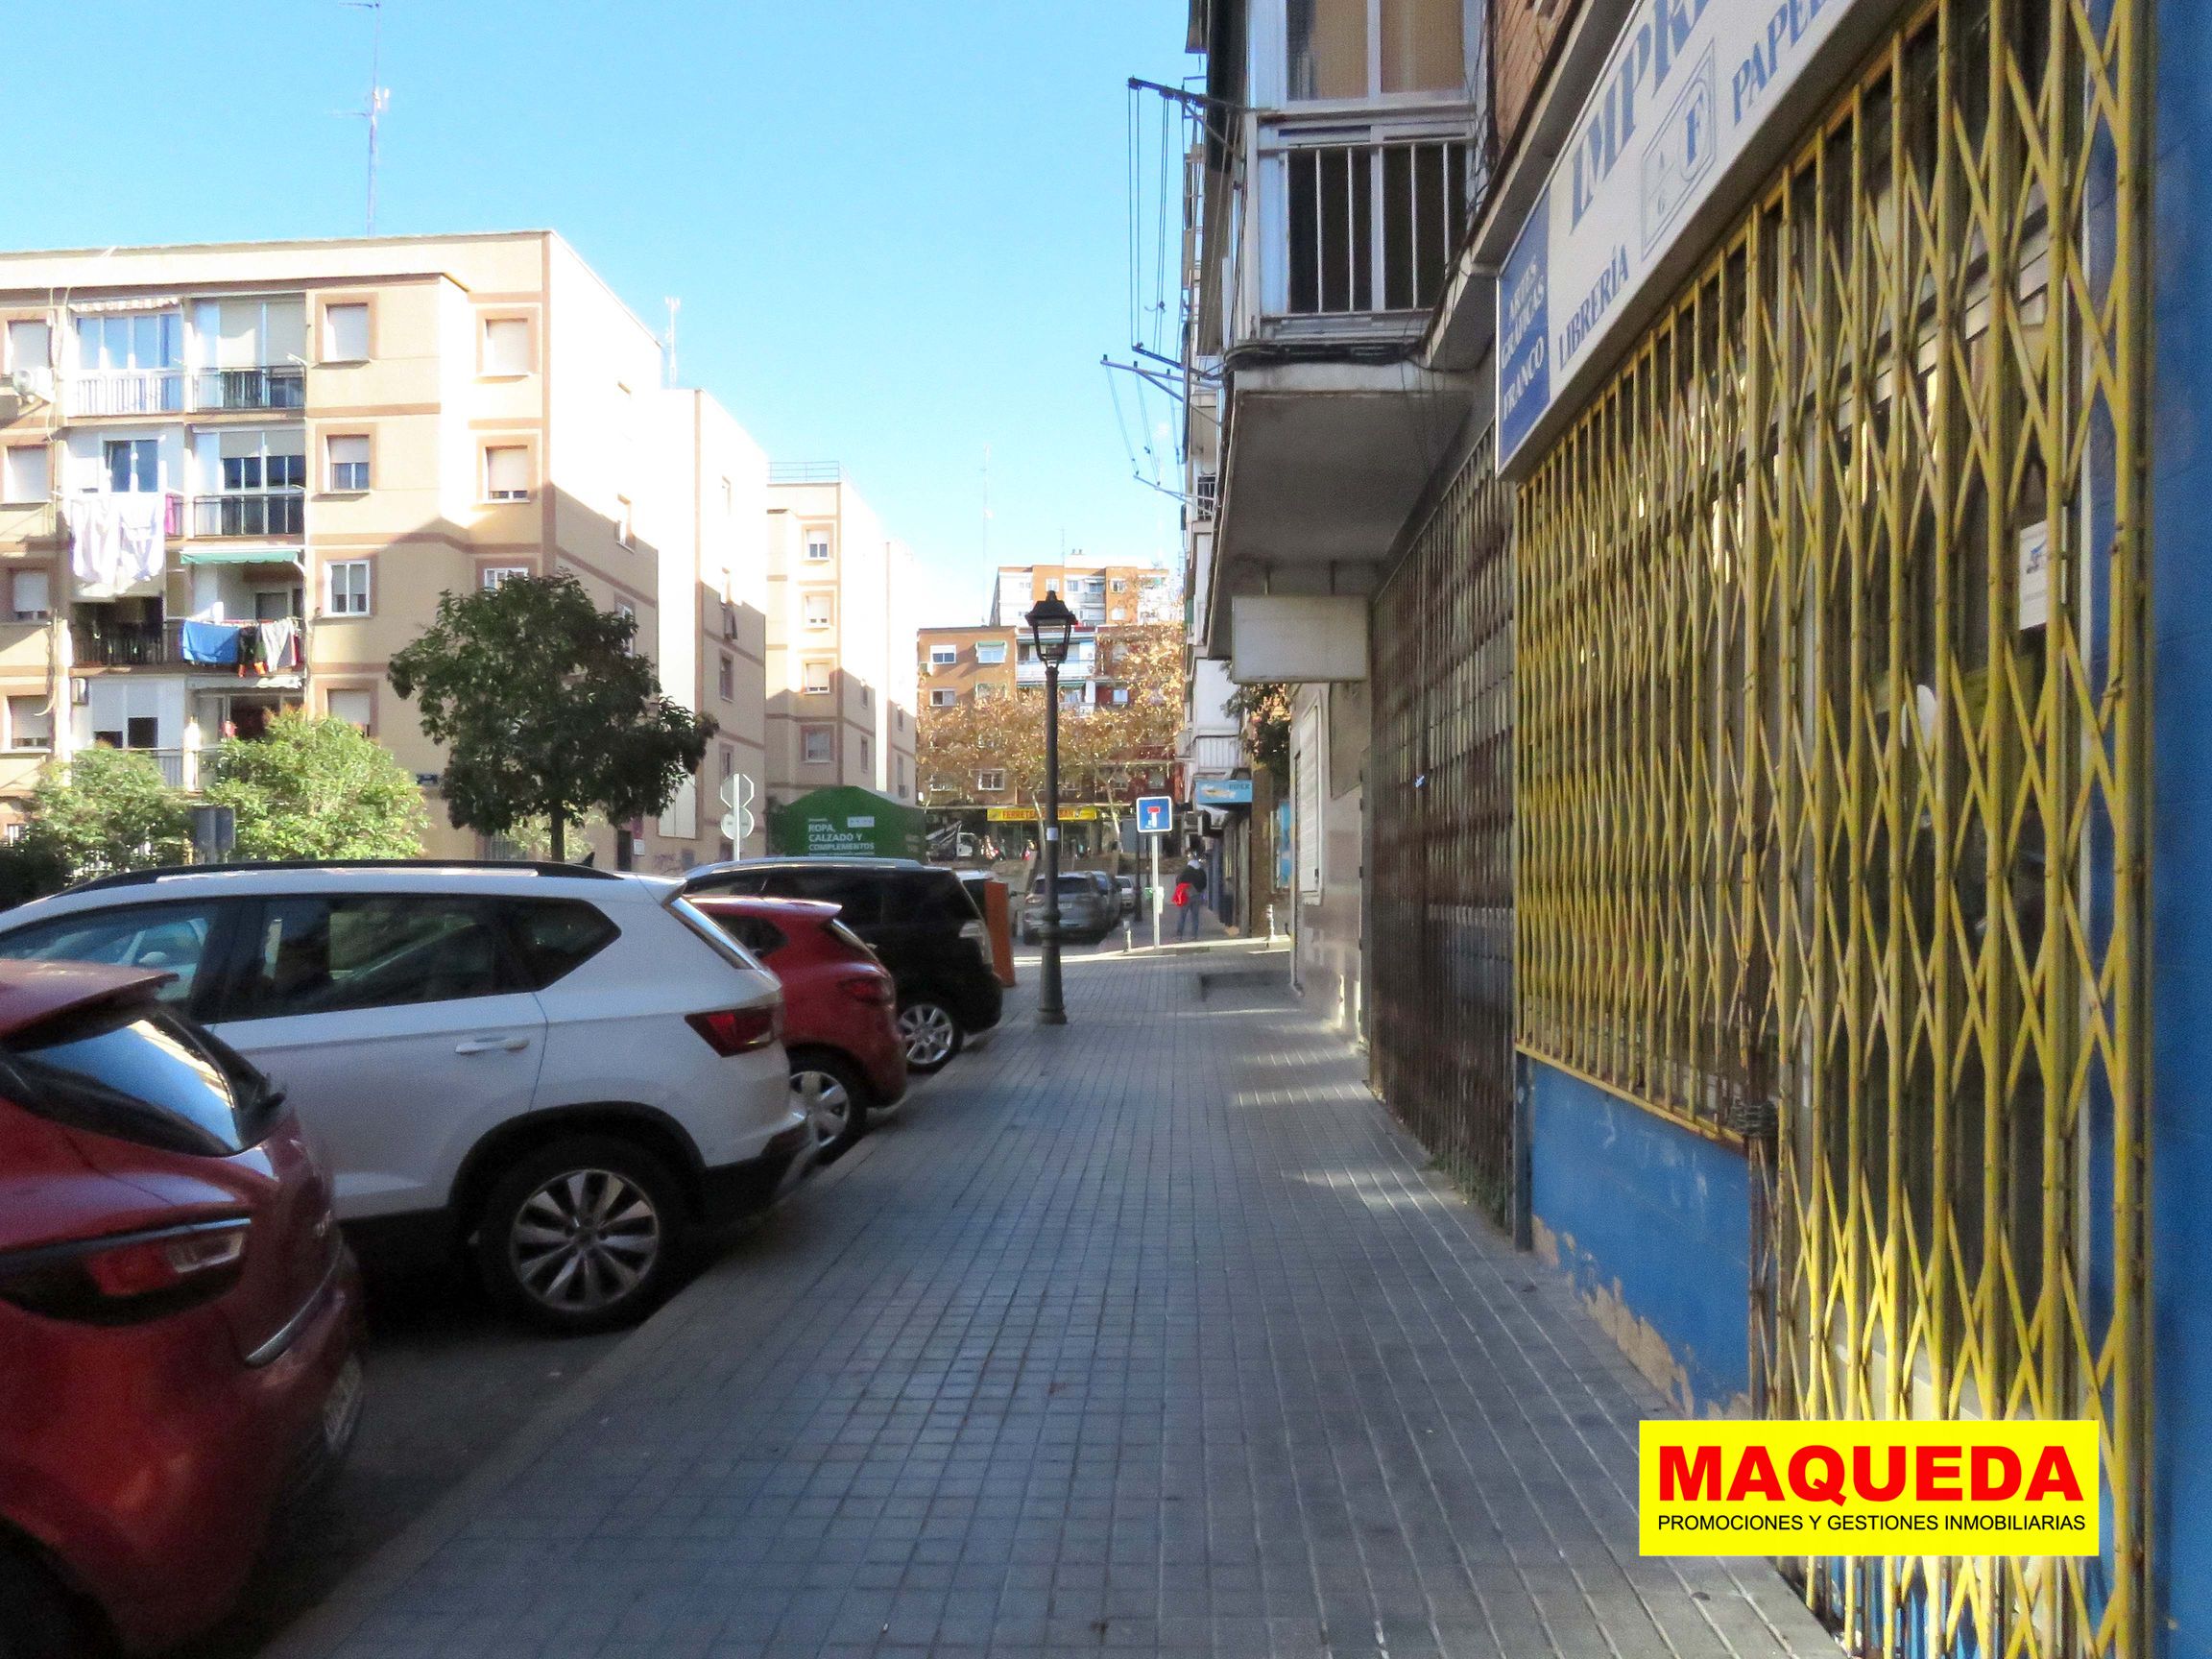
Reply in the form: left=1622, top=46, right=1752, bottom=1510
left=837, top=974, right=896, bottom=1007
left=0, top=1218, right=250, bottom=1324
left=959, top=919, right=988, bottom=944
left=686, top=1005, right=781, bottom=1056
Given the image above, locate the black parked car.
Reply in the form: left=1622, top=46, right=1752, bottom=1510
left=683, top=859, right=1001, bottom=1072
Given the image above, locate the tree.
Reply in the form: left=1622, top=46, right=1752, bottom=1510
left=918, top=621, right=1187, bottom=810
left=389, top=575, right=714, bottom=860
left=12, top=748, right=191, bottom=881
left=203, top=712, right=427, bottom=861
left=1225, top=682, right=1292, bottom=780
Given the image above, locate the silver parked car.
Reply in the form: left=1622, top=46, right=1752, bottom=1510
left=1020, top=873, right=1118, bottom=945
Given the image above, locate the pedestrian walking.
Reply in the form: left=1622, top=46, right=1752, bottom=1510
left=1172, top=853, right=1208, bottom=940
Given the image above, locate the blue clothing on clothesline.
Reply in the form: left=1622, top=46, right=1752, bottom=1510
left=180, top=620, right=241, bottom=665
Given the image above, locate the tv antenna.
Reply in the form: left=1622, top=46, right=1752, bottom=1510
left=342, top=1, right=390, bottom=232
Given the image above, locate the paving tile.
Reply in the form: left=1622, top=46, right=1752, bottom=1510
left=267, top=946, right=1830, bottom=1659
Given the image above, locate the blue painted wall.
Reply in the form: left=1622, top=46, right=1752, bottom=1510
left=1525, top=1059, right=1751, bottom=1413
left=2152, top=2, right=2212, bottom=1651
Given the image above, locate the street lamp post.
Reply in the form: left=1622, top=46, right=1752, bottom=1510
left=1024, top=589, right=1076, bottom=1026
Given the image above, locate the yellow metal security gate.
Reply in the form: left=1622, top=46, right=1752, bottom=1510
left=1513, top=1, right=2150, bottom=1655
left=1371, top=438, right=1516, bottom=1224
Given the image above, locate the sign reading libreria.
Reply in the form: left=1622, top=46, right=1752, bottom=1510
left=1498, top=0, right=1870, bottom=465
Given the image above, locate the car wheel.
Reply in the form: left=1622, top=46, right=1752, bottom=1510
left=1020, top=925, right=1038, bottom=945
left=475, top=1137, right=685, bottom=1334
left=791, top=1049, right=868, bottom=1161
left=898, top=998, right=963, bottom=1072
left=0, top=1545, right=88, bottom=1659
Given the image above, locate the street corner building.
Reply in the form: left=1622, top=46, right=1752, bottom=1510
left=0, top=230, right=812, bottom=872
left=1172, top=0, right=2210, bottom=1651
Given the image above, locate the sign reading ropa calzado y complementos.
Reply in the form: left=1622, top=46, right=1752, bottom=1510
left=1497, top=0, right=1883, bottom=467
left=1639, top=1421, right=2101, bottom=1555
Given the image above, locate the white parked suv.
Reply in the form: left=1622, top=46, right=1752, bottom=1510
left=0, top=861, right=809, bottom=1332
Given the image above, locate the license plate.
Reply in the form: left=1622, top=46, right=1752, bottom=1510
left=322, top=1354, right=364, bottom=1455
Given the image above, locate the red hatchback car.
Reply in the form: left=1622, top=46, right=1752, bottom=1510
left=690, top=897, right=907, bottom=1158
left=0, top=961, right=362, bottom=1658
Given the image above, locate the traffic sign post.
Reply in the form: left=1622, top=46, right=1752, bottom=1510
left=719, top=774, right=757, bottom=848
left=1135, top=794, right=1173, bottom=950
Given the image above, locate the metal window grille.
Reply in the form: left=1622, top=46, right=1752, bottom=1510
left=1514, top=2, right=2148, bottom=1654
left=1285, top=139, right=1470, bottom=315
left=1371, top=433, right=1516, bottom=1221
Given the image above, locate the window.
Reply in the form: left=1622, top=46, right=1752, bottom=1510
left=803, top=591, right=833, bottom=629
left=2, top=445, right=44, bottom=504
left=76, top=312, right=180, bottom=373
left=237, top=895, right=509, bottom=1019
left=616, top=496, right=634, bottom=548
left=6, top=320, right=50, bottom=374
left=104, top=438, right=158, bottom=493
left=125, top=716, right=158, bottom=750
left=252, top=588, right=300, bottom=621
left=481, top=565, right=531, bottom=589
left=9, top=1003, right=266, bottom=1156
left=0, top=902, right=220, bottom=1007
left=1111, top=578, right=1127, bottom=591
left=482, top=316, right=532, bottom=375
left=327, top=434, right=370, bottom=492
left=928, top=644, right=958, bottom=666
left=801, top=726, right=833, bottom=765
left=9, top=572, right=46, bottom=623
left=718, top=654, right=734, bottom=700
left=7, top=695, right=51, bottom=748
left=326, top=688, right=373, bottom=733
left=211, top=428, right=305, bottom=493
left=803, top=660, right=832, bottom=694
left=859, top=735, right=871, bottom=771
left=326, top=560, right=371, bottom=616
left=1110, top=608, right=1127, bottom=621
left=976, top=769, right=1006, bottom=792
left=859, top=685, right=869, bottom=709
left=484, top=445, right=530, bottom=501
left=974, top=682, right=1000, bottom=702
left=500, top=899, right=619, bottom=990
left=804, top=530, right=831, bottom=562
left=719, top=476, right=733, bottom=516
left=895, top=756, right=906, bottom=795
left=324, top=302, right=369, bottom=362
left=1111, top=686, right=1131, bottom=706
left=716, top=914, right=788, bottom=958
left=929, top=687, right=957, bottom=708
left=1286, top=0, right=1461, bottom=98
left=974, top=640, right=1006, bottom=665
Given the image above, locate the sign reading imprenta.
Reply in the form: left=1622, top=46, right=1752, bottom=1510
left=1498, top=0, right=1875, bottom=466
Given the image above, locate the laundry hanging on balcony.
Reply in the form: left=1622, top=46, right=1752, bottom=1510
left=68, top=494, right=166, bottom=593
left=256, top=617, right=300, bottom=670
left=179, top=620, right=241, bottom=666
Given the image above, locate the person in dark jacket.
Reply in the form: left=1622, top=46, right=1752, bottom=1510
left=1171, top=854, right=1208, bottom=940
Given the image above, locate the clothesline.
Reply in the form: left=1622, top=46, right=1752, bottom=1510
left=180, top=617, right=301, bottom=671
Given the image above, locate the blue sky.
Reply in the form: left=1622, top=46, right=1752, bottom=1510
left=0, top=1, right=1196, bottom=624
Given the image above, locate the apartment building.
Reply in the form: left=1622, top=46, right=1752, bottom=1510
left=763, top=468, right=917, bottom=812
left=985, top=560, right=1174, bottom=629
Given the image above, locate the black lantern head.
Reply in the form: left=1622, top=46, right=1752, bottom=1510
left=1025, top=589, right=1077, bottom=666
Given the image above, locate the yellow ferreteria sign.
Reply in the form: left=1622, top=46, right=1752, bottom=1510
left=1639, top=1420, right=2100, bottom=1556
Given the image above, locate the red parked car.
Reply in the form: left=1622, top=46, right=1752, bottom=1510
left=0, top=961, right=362, bottom=1658
left=689, top=897, right=906, bottom=1158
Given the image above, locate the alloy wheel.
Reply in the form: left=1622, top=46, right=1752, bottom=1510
left=509, top=1167, right=661, bottom=1314
left=794, top=1066, right=856, bottom=1150
left=899, top=1002, right=957, bottom=1068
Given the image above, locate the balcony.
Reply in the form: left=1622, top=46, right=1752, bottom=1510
left=69, top=370, right=184, bottom=418
left=192, top=366, right=304, bottom=413
left=71, top=493, right=185, bottom=540
left=1015, top=658, right=1095, bottom=686
left=70, top=613, right=303, bottom=670
left=192, top=491, right=303, bottom=539
left=66, top=365, right=304, bottom=419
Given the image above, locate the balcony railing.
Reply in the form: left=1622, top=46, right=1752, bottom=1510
left=1015, top=658, right=1095, bottom=685
left=192, top=366, right=305, bottom=412
left=67, top=365, right=305, bottom=418
left=69, top=370, right=185, bottom=417
left=1281, top=135, right=1472, bottom=316
left=192, top=491, right=303, bottom=539
left=70, top=613, right=303, bottom=669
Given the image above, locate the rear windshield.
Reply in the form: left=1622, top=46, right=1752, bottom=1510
left=905, top=873, right=983, bottom=926
left=1036, top=875, right=1095, bottom=896
left=4, top=1002, right=274, bottom=1157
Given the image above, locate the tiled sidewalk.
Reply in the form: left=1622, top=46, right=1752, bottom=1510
left=273, top=945, right=1833, bottom=1659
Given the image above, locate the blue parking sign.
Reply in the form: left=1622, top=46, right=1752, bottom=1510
left=1136, top=795, right=1173, bottom=835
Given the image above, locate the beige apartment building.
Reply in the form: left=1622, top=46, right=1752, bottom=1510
left=763, top=469, right=917, bottom=815
left=0, top=231, right=768, bottom=869
left=986, top=560, right=1175, bottom=630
